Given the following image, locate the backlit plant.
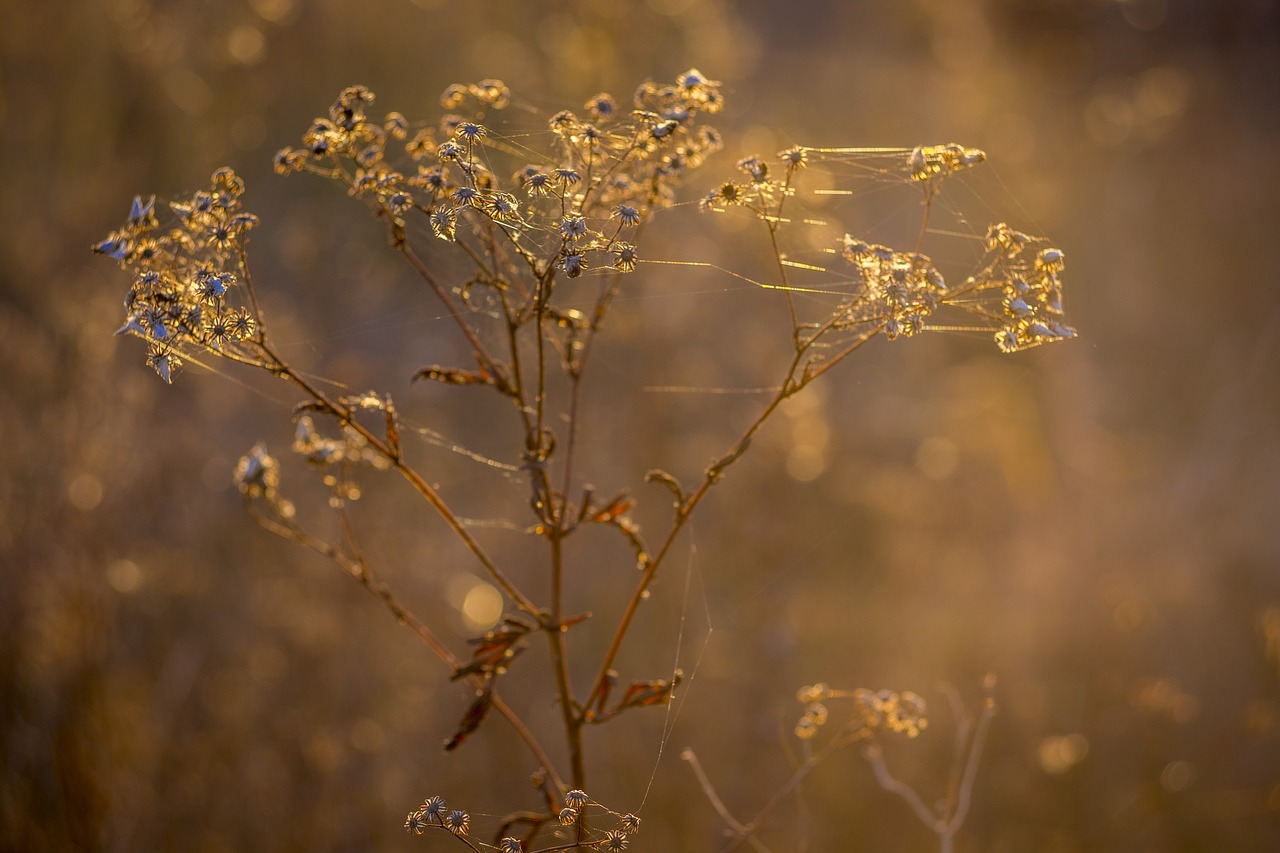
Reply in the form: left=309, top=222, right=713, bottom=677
left=95, top=69, right=1073, bottom=851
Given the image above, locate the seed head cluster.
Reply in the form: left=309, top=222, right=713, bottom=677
left=840, top=237, right=948, bottom=340
left=697, top=142, right=1075, bottom=354
left=94, top=170, right=263, bottom=383
left=272, top=71, right=724, bottom=285
left=980, top=223, right=1075, bottom=352
left=795, top=683, right=929, bottom=740
left=404, top=791, right=639, bottom=850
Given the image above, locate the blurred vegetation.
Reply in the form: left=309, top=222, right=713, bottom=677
left=3, top=0, right=1279, bottom=850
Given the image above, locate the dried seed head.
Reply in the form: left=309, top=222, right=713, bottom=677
left=234, top=443, right=278, bottom=497
left=444, top=809, right=470, bottom=835
left=404, top=812, right=429, bottom=835
left=420, top=795, right=448, bottom=821
left=599, top=829, right=630, bottom=851
left=797, top=682, right=830, bottom=704
left=778, top=145, right=808, bottom=170
left=585, top=92, right=617, bottom=120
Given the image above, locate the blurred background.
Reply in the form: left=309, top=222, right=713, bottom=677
left=3, top=0, right=1279, bottom=849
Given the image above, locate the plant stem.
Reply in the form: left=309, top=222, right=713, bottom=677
left=398, top=241, right=504, bottom=376
left=547, top=530, right=585, bottom=788
left=245, top=504, right=564, bottom=793
left=709, top=727, right=871, bottom=853
left=586, top=324, right=882, bottom=700
left=266, top=353, right=540, bottom=617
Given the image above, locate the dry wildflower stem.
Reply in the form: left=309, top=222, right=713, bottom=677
left=96, top=71, right=1072, bottom=850
left=687, top=683, right=989, bottom=852
left=862, top=688, right=997, bottom=853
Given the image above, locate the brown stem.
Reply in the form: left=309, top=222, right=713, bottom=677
left=681, top=749, right=752, bottom=837
left=547, top=531, right=585, bottom=788
left=555, top=261, right=631, bottom=516
left=711, top=728, right=871, bottom=853
left=761, top=176, right=799, bottom=336
left=796, top=324, right=883, bottom=386
left=266, top=353, right=540, bottom=617
left=397, top=240, right=504, bottom=375
left=244, top=503, right=564, bottom=794
left=586, top=324, right=881, bottom=702
left=530, top=263, right=556, bottom=456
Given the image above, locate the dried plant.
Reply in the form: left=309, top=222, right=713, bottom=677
left=685, top=679, right=996, bottom=853
left=94, top=70, right=1074, bottom=851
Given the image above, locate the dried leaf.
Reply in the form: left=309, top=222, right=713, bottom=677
left=589, top=492, right=634, bottom=523
left=587, top=669, right=617, bottom=717
left=590, top=669, right=683, bottom=723
left=620, top=669, right=683, bottom=709
left=413, top=365, right=494, bottom=386
left=451, top=615, right=534, bottom=681
left=557, top=612, right=590, bottom=631
left=384, top=393, right=400, bottom=456
left=443, top=677, right=494, bottom=752
left=645, top=468, right=686, bottom=504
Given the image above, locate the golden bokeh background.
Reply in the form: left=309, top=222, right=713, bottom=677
left=4, top=0, right=1279, bottom=849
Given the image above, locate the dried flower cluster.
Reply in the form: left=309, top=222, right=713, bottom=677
left=795, top=683, right=929, bottom=740
left=273, top=70, right=723, bottom=287
left=838, top=237, right=947, bottom=340
left=907, top=142, right=987, bottom=183
left=405, top=791, right=639, bottom=851
left=978, top=223, right=1075, bottom=352
left=95, top=171, right=264, bottom=383
left=697, top=142, right=1075, bottom=356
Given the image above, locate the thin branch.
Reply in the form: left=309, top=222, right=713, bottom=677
left=547, top=532, right=585, bottom=787
left=397, top=240, right=504, bottom=377
left=243, top=502, right=565, bottom=794
left=863, top=742, right=942, bottom=832
left=946, top=697, right=996, bottom=833
left=711, top=727, right=870, bottom=853
left=681, top=750, right=759, bottom=846
left=586, top=323, right=882, bottom=702
left=265, top=352, right=540, bottom=617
